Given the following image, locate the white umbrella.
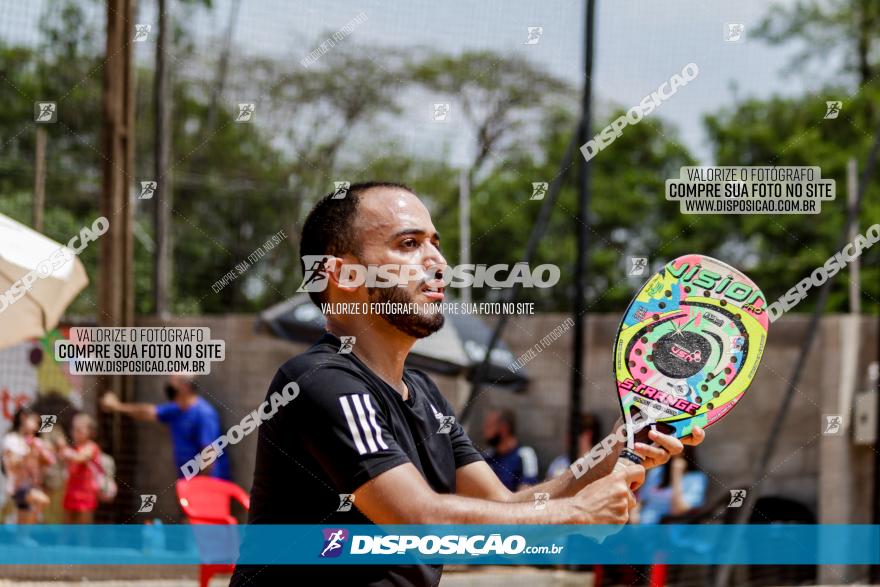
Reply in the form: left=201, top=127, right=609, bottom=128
left=0, top=213, right=89, bottom=350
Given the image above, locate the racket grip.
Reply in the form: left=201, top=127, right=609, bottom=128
left=618, top=448, right=644, bottom=465
left=615, top=448, right=645, bottom=490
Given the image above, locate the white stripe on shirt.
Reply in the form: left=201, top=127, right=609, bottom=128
left=350, top=394, right=379, bottom=453
left=363, top=395, right=389, bottom=450
left=339, top=395, right=368, bottom=455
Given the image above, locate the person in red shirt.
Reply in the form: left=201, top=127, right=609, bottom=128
left=58, top=414, right=101, bottom=523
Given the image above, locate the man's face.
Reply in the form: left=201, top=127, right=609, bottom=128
left=350, top=187, right=447, bottom=338
left=482, top=411, right=503, bottom=446
left=166, top=374, right=193, bottom=403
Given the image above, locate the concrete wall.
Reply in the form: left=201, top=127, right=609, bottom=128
left=120, top=313, right=877, bottom=524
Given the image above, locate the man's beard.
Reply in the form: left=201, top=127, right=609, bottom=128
left=368, top=285, right=444, bottom=338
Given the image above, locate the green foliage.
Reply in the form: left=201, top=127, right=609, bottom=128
left=704, top=85, right=880, bottom=313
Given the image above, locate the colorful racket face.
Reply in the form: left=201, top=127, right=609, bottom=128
left=613, top=254, right=769, bottom=442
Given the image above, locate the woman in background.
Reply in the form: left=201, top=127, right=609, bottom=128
left=633, top=445, right=708, bottom=524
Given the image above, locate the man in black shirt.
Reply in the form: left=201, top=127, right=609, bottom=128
left=230, top=182, right=704, bottom=586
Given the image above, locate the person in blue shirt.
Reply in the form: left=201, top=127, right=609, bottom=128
left=633, top=445, right=707, bottom=524
left=481, top=408, right=538, bottom=491
left=100, top=374, right=230, bottom=480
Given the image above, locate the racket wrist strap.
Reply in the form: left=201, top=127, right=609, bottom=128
left=619, top=447, right=644, bottom=465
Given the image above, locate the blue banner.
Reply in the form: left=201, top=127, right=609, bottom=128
left=0, top=524, right=878, bottom=565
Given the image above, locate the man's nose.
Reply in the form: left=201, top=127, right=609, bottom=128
left=424, top=246, right=447, bottom=276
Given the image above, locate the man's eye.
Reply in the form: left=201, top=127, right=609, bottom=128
left=402, top=239, right=417, bottom=248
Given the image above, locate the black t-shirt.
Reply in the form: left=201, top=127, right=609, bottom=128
left=229, top=333, right=484, bottom=587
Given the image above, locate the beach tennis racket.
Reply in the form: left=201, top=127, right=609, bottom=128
left=612, top=254, right=769, bottom=467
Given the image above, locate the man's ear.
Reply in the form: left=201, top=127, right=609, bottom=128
left=325, top=255, right=362, bottom=294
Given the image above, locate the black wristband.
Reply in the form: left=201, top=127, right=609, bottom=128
left=619, top=447, right=644, bottom=464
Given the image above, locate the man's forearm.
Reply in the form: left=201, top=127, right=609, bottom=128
left=506, top=442, right=623, bottom=502
left=422, top=492, right=584, bottom=524
left=115, top=403, right=156, bottom=421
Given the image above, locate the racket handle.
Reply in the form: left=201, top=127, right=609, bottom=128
left=615, top=448, right=645, bottom=490
left=618, top=447, right=644, bottom=465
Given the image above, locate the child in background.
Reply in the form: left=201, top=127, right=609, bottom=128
left=59, top=413, right=101, bottom=523
left=1, top=407, right=55, bottom=524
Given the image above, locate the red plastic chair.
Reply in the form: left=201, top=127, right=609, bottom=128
left=176, top=477, right=250, bottom=587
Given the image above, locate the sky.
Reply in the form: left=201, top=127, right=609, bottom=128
left=0, top=0, right=823, bottom=165
left=186, top=0, right=817, bottom=164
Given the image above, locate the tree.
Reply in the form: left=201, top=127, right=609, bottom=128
left=412, top=50, right=574, bottom=183
left=704, top=84, right=880, bottom=314
left=756, top=0, right=880, bottom=87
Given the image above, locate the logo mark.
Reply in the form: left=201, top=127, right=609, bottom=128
left=823, top=414, right=843, bottom=435
left=728, top=489, right=746, bottom=507
left=138, top=494, right=157, bottom=513
left=332, top=181, right=350, bottom=199
left=38, top=415, right=56, bottom=433
left=133, top=24, right=151, bottom=42
left=337, top=494, right=355, bottom=512
left=671, top=344, right=701, bottom=363
left=320, top=528, right=348, bottom=558
left=629, top=257, right=648, bottom=276
left=703, top=312, right=723, bottom=327
left=437, top=415, right=455, bottom=434
left=236, top=103, right=255, bottom=122
left=533, top=492, right=549, bottom=510
left=724, top=23, right=744, bottom=42
left=530, top=182, right=548, bottom=200
left=824, top=101, right=842, bottom=120
left=525, top=26, right=543, bottom=45
left=667, top=381, right=690, bottom=398
left=34, top=102, right=57, bottom=123
left=297, top=255, right=330, bottom=293
left=139, top=181, right=157, bottom=200
left=338, top=336, right=356, bottom=355
left=432, top=103, right=450, bottom=122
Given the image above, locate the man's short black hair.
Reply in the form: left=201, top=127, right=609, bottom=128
left=299, top=181, right=415, bottom=306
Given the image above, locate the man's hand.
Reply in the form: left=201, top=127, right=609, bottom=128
left=634, top=425, right=705, bottom=470
left=100, top=392, right=120, bottom=413
left=570, top=464, right=644, bottom=525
